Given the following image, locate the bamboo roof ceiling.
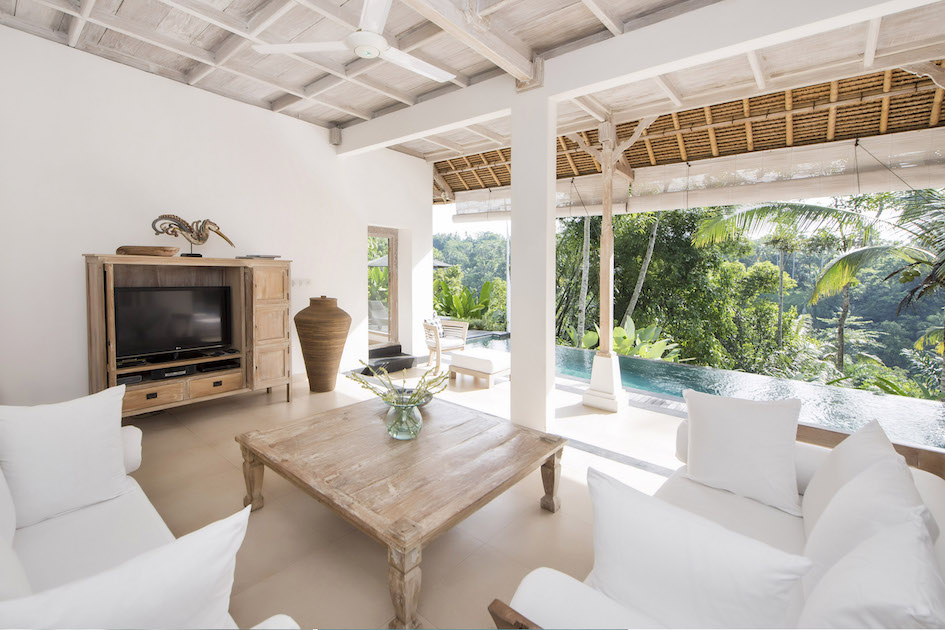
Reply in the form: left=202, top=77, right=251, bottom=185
left=432, top=62, right=945, bottom=202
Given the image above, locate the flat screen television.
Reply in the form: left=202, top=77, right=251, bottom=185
left=114, top=286, right=231, bottom=359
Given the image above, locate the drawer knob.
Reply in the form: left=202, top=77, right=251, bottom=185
left=146, top=392, right=158, bottom=400
left=213, top=380, right=223, bottom=387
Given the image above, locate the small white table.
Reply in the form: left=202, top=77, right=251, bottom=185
left=449, top=348, right=511, bottom=388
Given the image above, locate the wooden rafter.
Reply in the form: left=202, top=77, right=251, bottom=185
left=880, top=70, right=892, bottom=133
left=704, top=106, right=719, bottom=156
left=743, top=98, right=754, bottom=151
left=864, top=17, right=881, bottom=68
left=746, top=50, right=766, bottom=90
left=642, top=128, right=657, bottom=166
left=67, top=0, right=96, bottom=47
left=932, top=62, right=944, bottom=127
left=671, top=112, right=688, bottom=161
left=654, top=74, right=683, bottom=107
left=559, top=137, right=580, bottom=176
left=580, top=0, right=623, bottom=37
left=580, top=131, right=602, bottom=172
left=464, top=157, right=487, bottom=188
left=826, top=80, right=839, bottom=141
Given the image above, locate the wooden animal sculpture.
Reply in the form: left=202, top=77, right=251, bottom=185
left=152, top=215, right=235, bottom=248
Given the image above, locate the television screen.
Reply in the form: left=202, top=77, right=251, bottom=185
left=115, top=287, right=231, bottom=359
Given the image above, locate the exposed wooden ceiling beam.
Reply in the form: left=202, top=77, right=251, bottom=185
left=670, top=112, right=688, bottom=160
left=653, top=74, right=683, bottom=107
left=784, top=89, right=793, bottom=146
left=432, top=170, right=455, bottom=201
left=931, top=62, right=944, bottom=127
left=742, top=98, right=754, bottom=151
left=746, top=50, right=766, bottom=90
left=66, top=0, right=95, bottom=47
left=466, top=124, right=508, bottom=144
left=864, top=17, right=881, bottom=68
left=478, top=0, right=514, bottom=16
left=580, top=0, right=623, bottom=37
left=559, top=137, right=580, bottom=176
left=571, top=95, right=611, bottom=122
left=425, top=135, right=466, bottom=152
left=615, top=115, right=657, bottom=153
left=398, top=0, right=534, bottom=82
left=0, top=11, right=68, bottom=44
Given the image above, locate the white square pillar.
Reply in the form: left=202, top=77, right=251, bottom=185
left=510, top=89, right=556, bottom=431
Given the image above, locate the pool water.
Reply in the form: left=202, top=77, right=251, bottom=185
left=469, top=335, right=945, bottom=450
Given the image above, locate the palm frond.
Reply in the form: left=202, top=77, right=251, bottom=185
left=811, top=245, right=934, bottom=304
left=692, top=202, right=888, bottom=247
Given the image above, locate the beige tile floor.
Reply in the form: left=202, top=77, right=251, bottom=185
left=130, top=371, right=682, bottom=629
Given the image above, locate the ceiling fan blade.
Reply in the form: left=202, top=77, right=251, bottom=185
left=253, top=41, right=348, bottom=54
left=359, top=0, right=393, bottom=33
left=380, top=48, right=455, bottom=83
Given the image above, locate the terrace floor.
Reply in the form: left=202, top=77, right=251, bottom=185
left=131, top=369, right=682, bottom=629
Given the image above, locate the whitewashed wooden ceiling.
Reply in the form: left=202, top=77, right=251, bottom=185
left=0, top=0, right=699, bottom=128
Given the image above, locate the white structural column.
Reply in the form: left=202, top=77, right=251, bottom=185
left=510, top=89, right=557, bottom=431
left=583, top=121, right=623, bottom=412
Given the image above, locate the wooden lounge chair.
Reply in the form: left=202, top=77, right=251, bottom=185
left=423, top=320, right=468, bottom=371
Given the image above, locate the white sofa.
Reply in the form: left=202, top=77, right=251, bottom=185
left=501, top=420, right=945, bottom=628
left=2, top=425, right=295, bottom=630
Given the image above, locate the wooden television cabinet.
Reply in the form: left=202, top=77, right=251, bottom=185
left=85, top=254, right=292, bottom=416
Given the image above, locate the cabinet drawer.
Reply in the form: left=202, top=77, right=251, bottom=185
left=123, top=382, right=184, bottom=412
left=190, top=372, right=243, bottom=399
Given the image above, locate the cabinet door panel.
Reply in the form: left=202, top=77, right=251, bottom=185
left=255, top=306, right=289, bottom=344
left=254, top=267, right=288, bottom=302
left=254, top=345, right=290, bottom=387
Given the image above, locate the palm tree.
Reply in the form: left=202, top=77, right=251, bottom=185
left=577, top=216, right=590, bottom=338
left=693, top=191, right=944, bottom=373
left=763, top=226, right=802, bottom=347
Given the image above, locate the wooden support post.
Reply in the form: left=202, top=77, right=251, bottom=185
left=597, top=122, right=615, bottom=357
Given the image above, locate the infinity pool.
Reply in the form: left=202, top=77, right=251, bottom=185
left=469, top=335, right=945, bottom=450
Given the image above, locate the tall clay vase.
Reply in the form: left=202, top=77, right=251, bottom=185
left=294, top=296, right=352, bottom=392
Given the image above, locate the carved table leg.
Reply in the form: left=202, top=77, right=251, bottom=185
left=540, top=449, right=562, bottom=513
left=240, top=445, right=265, bottom=511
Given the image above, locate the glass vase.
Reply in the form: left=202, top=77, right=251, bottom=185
left=384, top=400, right=423, bottom=440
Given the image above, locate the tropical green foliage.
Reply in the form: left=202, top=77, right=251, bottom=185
left=577, top=319, right=681, bottom=361
left=433, top=278, right=493, bottom=319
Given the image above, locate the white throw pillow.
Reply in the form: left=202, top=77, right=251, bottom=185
left=683, top=389, right=802, bottom=515
left=804, top=456, right=939, bottom=593
left=0, top=542, right=30, bottom=601
left=0, top=386, right=128, bottom=528
left=802, top=420, right=898, bottom=536
left=586, top=468, right=811, bottom=628
left=798, top=517, right=945, bottom=628
left=0, top=506, right=250, bottom=629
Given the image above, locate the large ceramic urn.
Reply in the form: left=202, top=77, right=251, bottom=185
left=294, top=296, right=352, bottom=392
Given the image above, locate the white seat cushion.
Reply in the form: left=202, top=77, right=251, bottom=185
left=13, top=478, right=174, bottom=591
left=450, top=348, right=510, bottom=374
left=438, top=337, right=465, bottom=351
left=510, top=568, right=663, bottom=629
left=656, top=468, right=806, bottom=555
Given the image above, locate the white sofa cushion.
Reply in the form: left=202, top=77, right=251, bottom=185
left=0, top=506, right=250, bottom=629
left=799, top=517, right=945, bottom=628
left=121, top=426, right=143, bottom=474
left=450, top=348, right=510, bottom=374
left=656, top=468, right=806, bottom=554
left=13, top=478, right=173, bottom=592
left=510, top=567, right=663, bottom=629
left=804, top=456, right=940, bottom=593
left=0, top=386, right=128, bottom=528
left=683, top=390, right=802, bottom=515
left=586, top=468, right=810, bottom=628
left=0, top=541, right=30, bottom=601
left=0, top=469, right=13, bottom=545
left=802, top=420, right=899, bottom=536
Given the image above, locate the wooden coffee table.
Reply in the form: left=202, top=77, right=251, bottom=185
left=235, top=398, right=566, bottom=629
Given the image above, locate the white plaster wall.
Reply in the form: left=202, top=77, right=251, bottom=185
left=0, top=26, right=432, bottom=405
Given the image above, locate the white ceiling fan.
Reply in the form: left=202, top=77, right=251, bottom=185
left=252, top=0, right=455, bottom=83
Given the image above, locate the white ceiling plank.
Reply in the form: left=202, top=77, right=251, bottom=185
left=424, top=135, right=466, bottom=152
left=154, top=0, right=248, bottom=35
left=652, top=74, right=682, bottom=106
left=466, top=124, right=508, bottom=144
left=398, top=0, right=534, bottom=82
left=398, top=21, right=443, bottom=51
left=580, top=0, right=623, bottom=37
left=271, top=94, right=303, bottom=112
left=338, top=73, right=514, bottom=155
left=348, top=74, right=416, bottom=105
left=291, top=0, right=360, bottom=31
left=0, top=12, right=68, bottom=44
left=542, top=0, right=941, bottom=101
left=864, top=17, right=881, bottom=68
left=66, top=0, right=95, bottom=47
left=746, top=50, right=766, bottom=90
left=478, top=0, right=513, bottom=16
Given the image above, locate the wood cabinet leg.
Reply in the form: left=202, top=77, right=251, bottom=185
left=540, top=449, right=562, bottom=513
left=240, top=445, right=265, bottom=511
left=286, top=383, right=291, bottom=402
left=266, top=386, right=272, bottom=394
